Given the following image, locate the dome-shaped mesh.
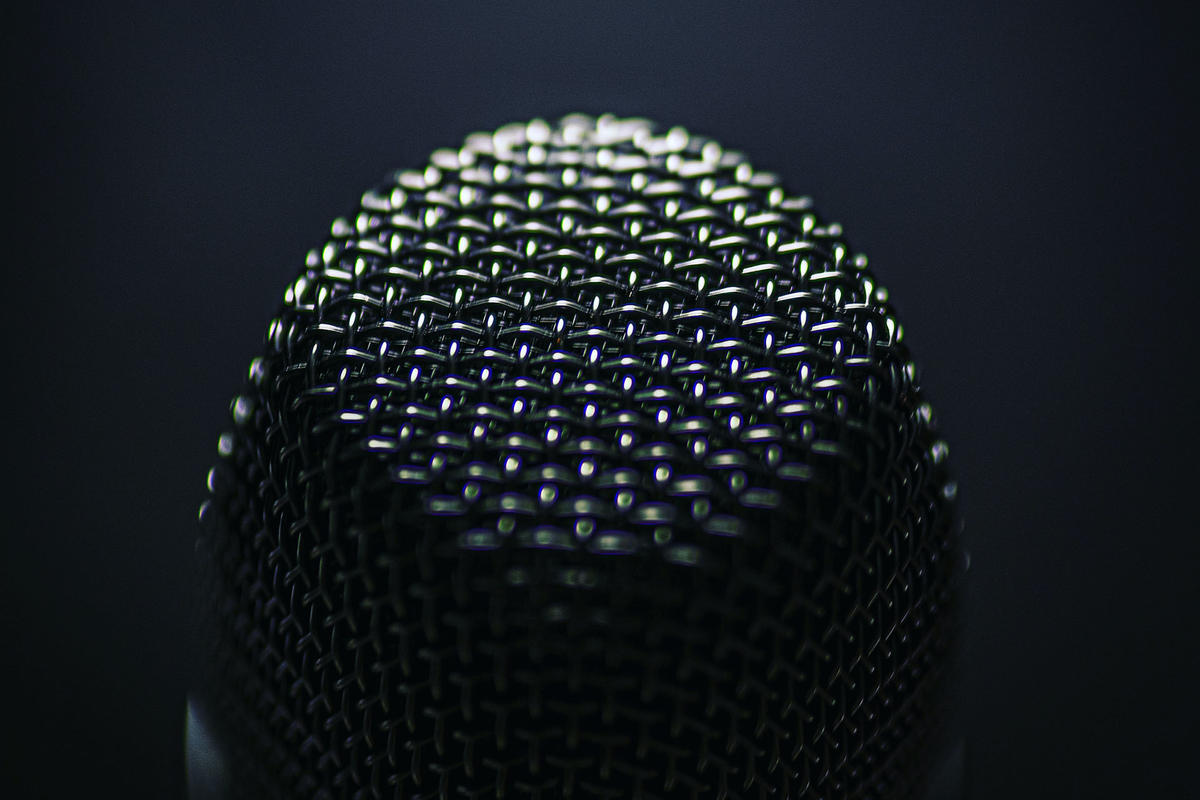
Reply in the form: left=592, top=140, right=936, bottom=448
left=197, top=114, right=959, bottom=800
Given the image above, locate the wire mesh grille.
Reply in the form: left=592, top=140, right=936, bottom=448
left=197, top=113, right=959, bottom=799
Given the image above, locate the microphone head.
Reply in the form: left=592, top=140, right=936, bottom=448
left=197, top=114, right=959, bottom=799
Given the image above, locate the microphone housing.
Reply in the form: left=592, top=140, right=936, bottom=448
left=195, top=114, right=960, bottom=799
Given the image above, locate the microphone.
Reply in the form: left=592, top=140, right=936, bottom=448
left=193, top=113, right=960, bottom=799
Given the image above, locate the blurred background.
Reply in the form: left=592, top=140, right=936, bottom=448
left=5, top=2, right=1195, bottom=797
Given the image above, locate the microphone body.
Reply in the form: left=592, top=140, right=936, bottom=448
left=195, top=114, right=960, bottom=799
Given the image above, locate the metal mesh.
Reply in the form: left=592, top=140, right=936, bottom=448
left=197, top=114, right=959, bottom=799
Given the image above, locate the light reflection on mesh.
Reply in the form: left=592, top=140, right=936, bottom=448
left=198, top=114, right=959, bottom=800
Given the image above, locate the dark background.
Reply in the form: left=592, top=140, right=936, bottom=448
left=5, top=2, right=1196, bottom=797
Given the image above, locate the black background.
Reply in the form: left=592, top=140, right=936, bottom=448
left=5, top=2, right=1196, bottom=797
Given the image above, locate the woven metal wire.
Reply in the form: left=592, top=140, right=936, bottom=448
left=197, top=114, right=959, bottom=799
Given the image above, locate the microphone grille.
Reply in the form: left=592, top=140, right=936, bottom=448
left=199, top=114, right=958, bottom=799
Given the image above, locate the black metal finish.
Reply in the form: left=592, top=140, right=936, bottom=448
left=197, top=114, right=959, bottom=799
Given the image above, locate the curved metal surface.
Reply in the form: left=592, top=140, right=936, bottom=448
left=197, top=114, right=960, bottom=799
